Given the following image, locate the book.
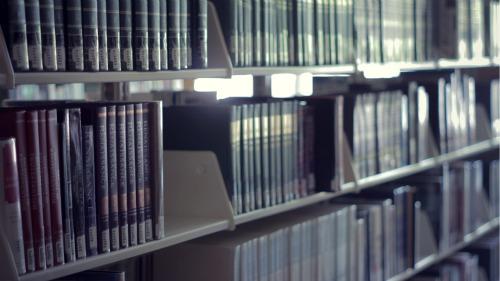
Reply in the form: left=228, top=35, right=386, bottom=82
left=148, top=102, right=164, bottom=240
left=97, top=0, right=109, bottom=70
left=160, top=0, right=168, bottom=69
left=168, top=0, right=181, bottom=69
left=0, top=138, right=27, bottom=275
left=191, top=0, right=208, bottom=68
left=82, top=0, right=99, bottom=71
left=53, top=0, right=65, bottom=70
left=142, top=105, right=153, bottom=242
left=107, top=106, right=120, bottom=251
left=7, top=0, right=29, bottom=71
left=107, top=0, right=121, bottom=71
left=126, top=104, right=137, bottom=246
left=116, top=106, right=129, bottom=248
left=120, top=0, right=133, bottom=70
left=211, top=0, right=237, bottom=65
left=38, top=110, right=54, bottom=267
left=133, top=0, right=149, bottom=70
left=39, top=0, right=57, bottom=71
left=66, top=0, right=84, bottom=71
left=25, top=0, right=43, bottom=70
left=148, top=0, right=161, bottom=70
left=135, top=104, right=146, bottom=244
left=82, top=125, right=98, bottom=256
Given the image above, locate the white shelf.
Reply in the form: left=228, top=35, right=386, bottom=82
left=342, top=138, right=500, bottom=191
left=18, top=217, right=230, bottom=281
left=232, top=65, right=356, bottom=76
left=387, top=218, right=500, bottom=281
left=437, top=58, right=496, bottom=69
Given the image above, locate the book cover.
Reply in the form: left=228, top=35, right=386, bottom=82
left=25, top=0, right=43, bottom=70
left=160, top=0, right=168, bottom=69
left=107, top=0, right=121, bottom=71
left=82, top=125, right=98, bottom=256
left=7, top=0, right=29, bottom=71
left=97, top=0, right=109, bottom=70
left=107, top=106, right=119, bottom=251
left=133, top=0, right=149, bottom=70
left=66, top=0, right=84, bottom=71
left=116, top=106, right=129, bottom=248
left=120, top=0, right=133, bottom=70
left=0, top=138, right=27, bottom=275
left=38, top=110, right=54, bottom=267
left=142, top=105, right=153, bottom=241
left=191, top=0, right=207, bottom=68
left=126, top=104, right=138, bottom=246
left=135, top=104, right=146, bottom=244
left=82, top=0, right=99, bottom=71
left=39, top=0, right=57, bottom=71
left=53, top=0, right=65, bottom=70
left=46, top=110, right=64, bottom=266
left=148, top=0, right=161, bottom=70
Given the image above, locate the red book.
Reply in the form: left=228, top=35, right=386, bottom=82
left=25, top=110, right=46, bottom=270
left=46, top=110, right=65, bottom=266
left=38, top=110, right=54, bottom=267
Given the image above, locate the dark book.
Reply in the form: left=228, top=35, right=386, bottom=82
left=126, top=104, right=137, bottom=246
left=46, top=110, right=65, bottom=266
left=261, top=0, right=270, bottom=66
left=135, top=104, right=146, bottom=244
left=66, top=0, right=84, bottom=71
left=167, top=0, right=181, bottom=69
left=25, top=111, right=47, bottom=270
left=25, top=0, right=43, bottom=70
left=69, top=109, right=86, bottom=259
left=116, top=106, right=129, bottom=248
left=82, top=125, right=98, bottom=256
left=191, top=0, right=207, bottom=68
left=97, top=0, right=109, bottom=70
left=148, top=0, right=161, bottom=70
left=39, top=0, right=57, bottom=71
left=133, top=0, right=149, bottom=70
left=82, top=0, right=99, bottom=71
left=287, top=0, right=296, bottom=65
left=7, top=0, right=29, bottom=71
left=38, top=110, right=54, bottom=267
left=59, top=111, right=76, bottom=263
left=107, top=0, right=121, bottom=71
left=106, top=106, right=119, bottom=251
left=160, top=0, right=168, bottom=69
left=252, top=0, right=262, bottom=66
left=53, top=0, right=65, bottom=70
left=142, top=105, right=153, bottom=242
left=148, top=102, right=164, bottom=240
left=260, top=103, right=270, bottom=207
left=119, top=0, right=133, bottom=70
left=0, top=138, right=27, bottom=275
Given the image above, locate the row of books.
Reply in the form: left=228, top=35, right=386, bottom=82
left=0, top=101, right=164, bottom=275
left=2, top=0, right=208, bottom=72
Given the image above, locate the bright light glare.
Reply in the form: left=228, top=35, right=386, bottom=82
left=297, top=73, right=313, bottom=96
left=271, top=74, right=297, bottom=98
left=194, top=75, right=253, bottom=99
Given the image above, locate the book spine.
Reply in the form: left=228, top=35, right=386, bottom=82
left=82, top=125, right=98, bottom=256
left=53, top=0, right=65, bottom=70
left=179, top=0, right=188, bottom=69
left=39, top=0, right=57, bottom=70
left=106, top=106, right=120, bottom=251
left=59, top=113, right=76, bottom=263
left=82, top=0, right=99, bottom=71
left=25, top=111, right=46, bottom=270
left=7, top=0, right=29, bottom=71
left=46, top=110, right=64, bottom=266
left=94, top=107, right=110, bottom=253
left=191, top=0, right=207, bottom=68
left=168, top=0, right=181, bottom=69
left=25, top=0, right=43, bottom=70
left=142, top=105, right=153, bottom=242
left=160, top=0, right=168, bottom=69
left=66, top=0, right=84, bottom=71
left=107, top=0, right=121, bottom=71
left=133, top=0, right=149, bottom=70
left=126, top=104, right=137, bottom=246
left=261, top=103, right=270, bottom=207
left=0, top=139, right=27, bottom=275
left=135, top=104, right=146, bottom=244
left=149, top=102, right=164, bottom=240
left=69, top=109, right=86, bottom=259
left=116, top=106, right=129, bottom=247
left=98, top=0, right=109, bottom=70
left=38, top=110, right=54, bottom=267
left=252, top=0, right=262, bottom=66
left=230, top=106, right=240, bottom=214
left=186, top=0, right=192, bottom=68
left=149, top=0, right=161, bottom=70
left=120, top=0, right=133, bottom=70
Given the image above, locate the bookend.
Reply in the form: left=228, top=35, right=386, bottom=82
left=0, top=224, right=19, bottom=281
left=414, top=202, right=439, bottom=267
left=0, top=28, right=14, bottom=89
left=341, top=132, right=358, bottom=190
left=164, top=151, right=235, bottom=230
left=206, top=1, right=232, bottom=75
left=475, top=104, right=492, bottom=142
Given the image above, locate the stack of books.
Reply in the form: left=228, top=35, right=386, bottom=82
left=2, top=0, right=208, bottom=72
left=0, top=101, right=164, bottom=275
